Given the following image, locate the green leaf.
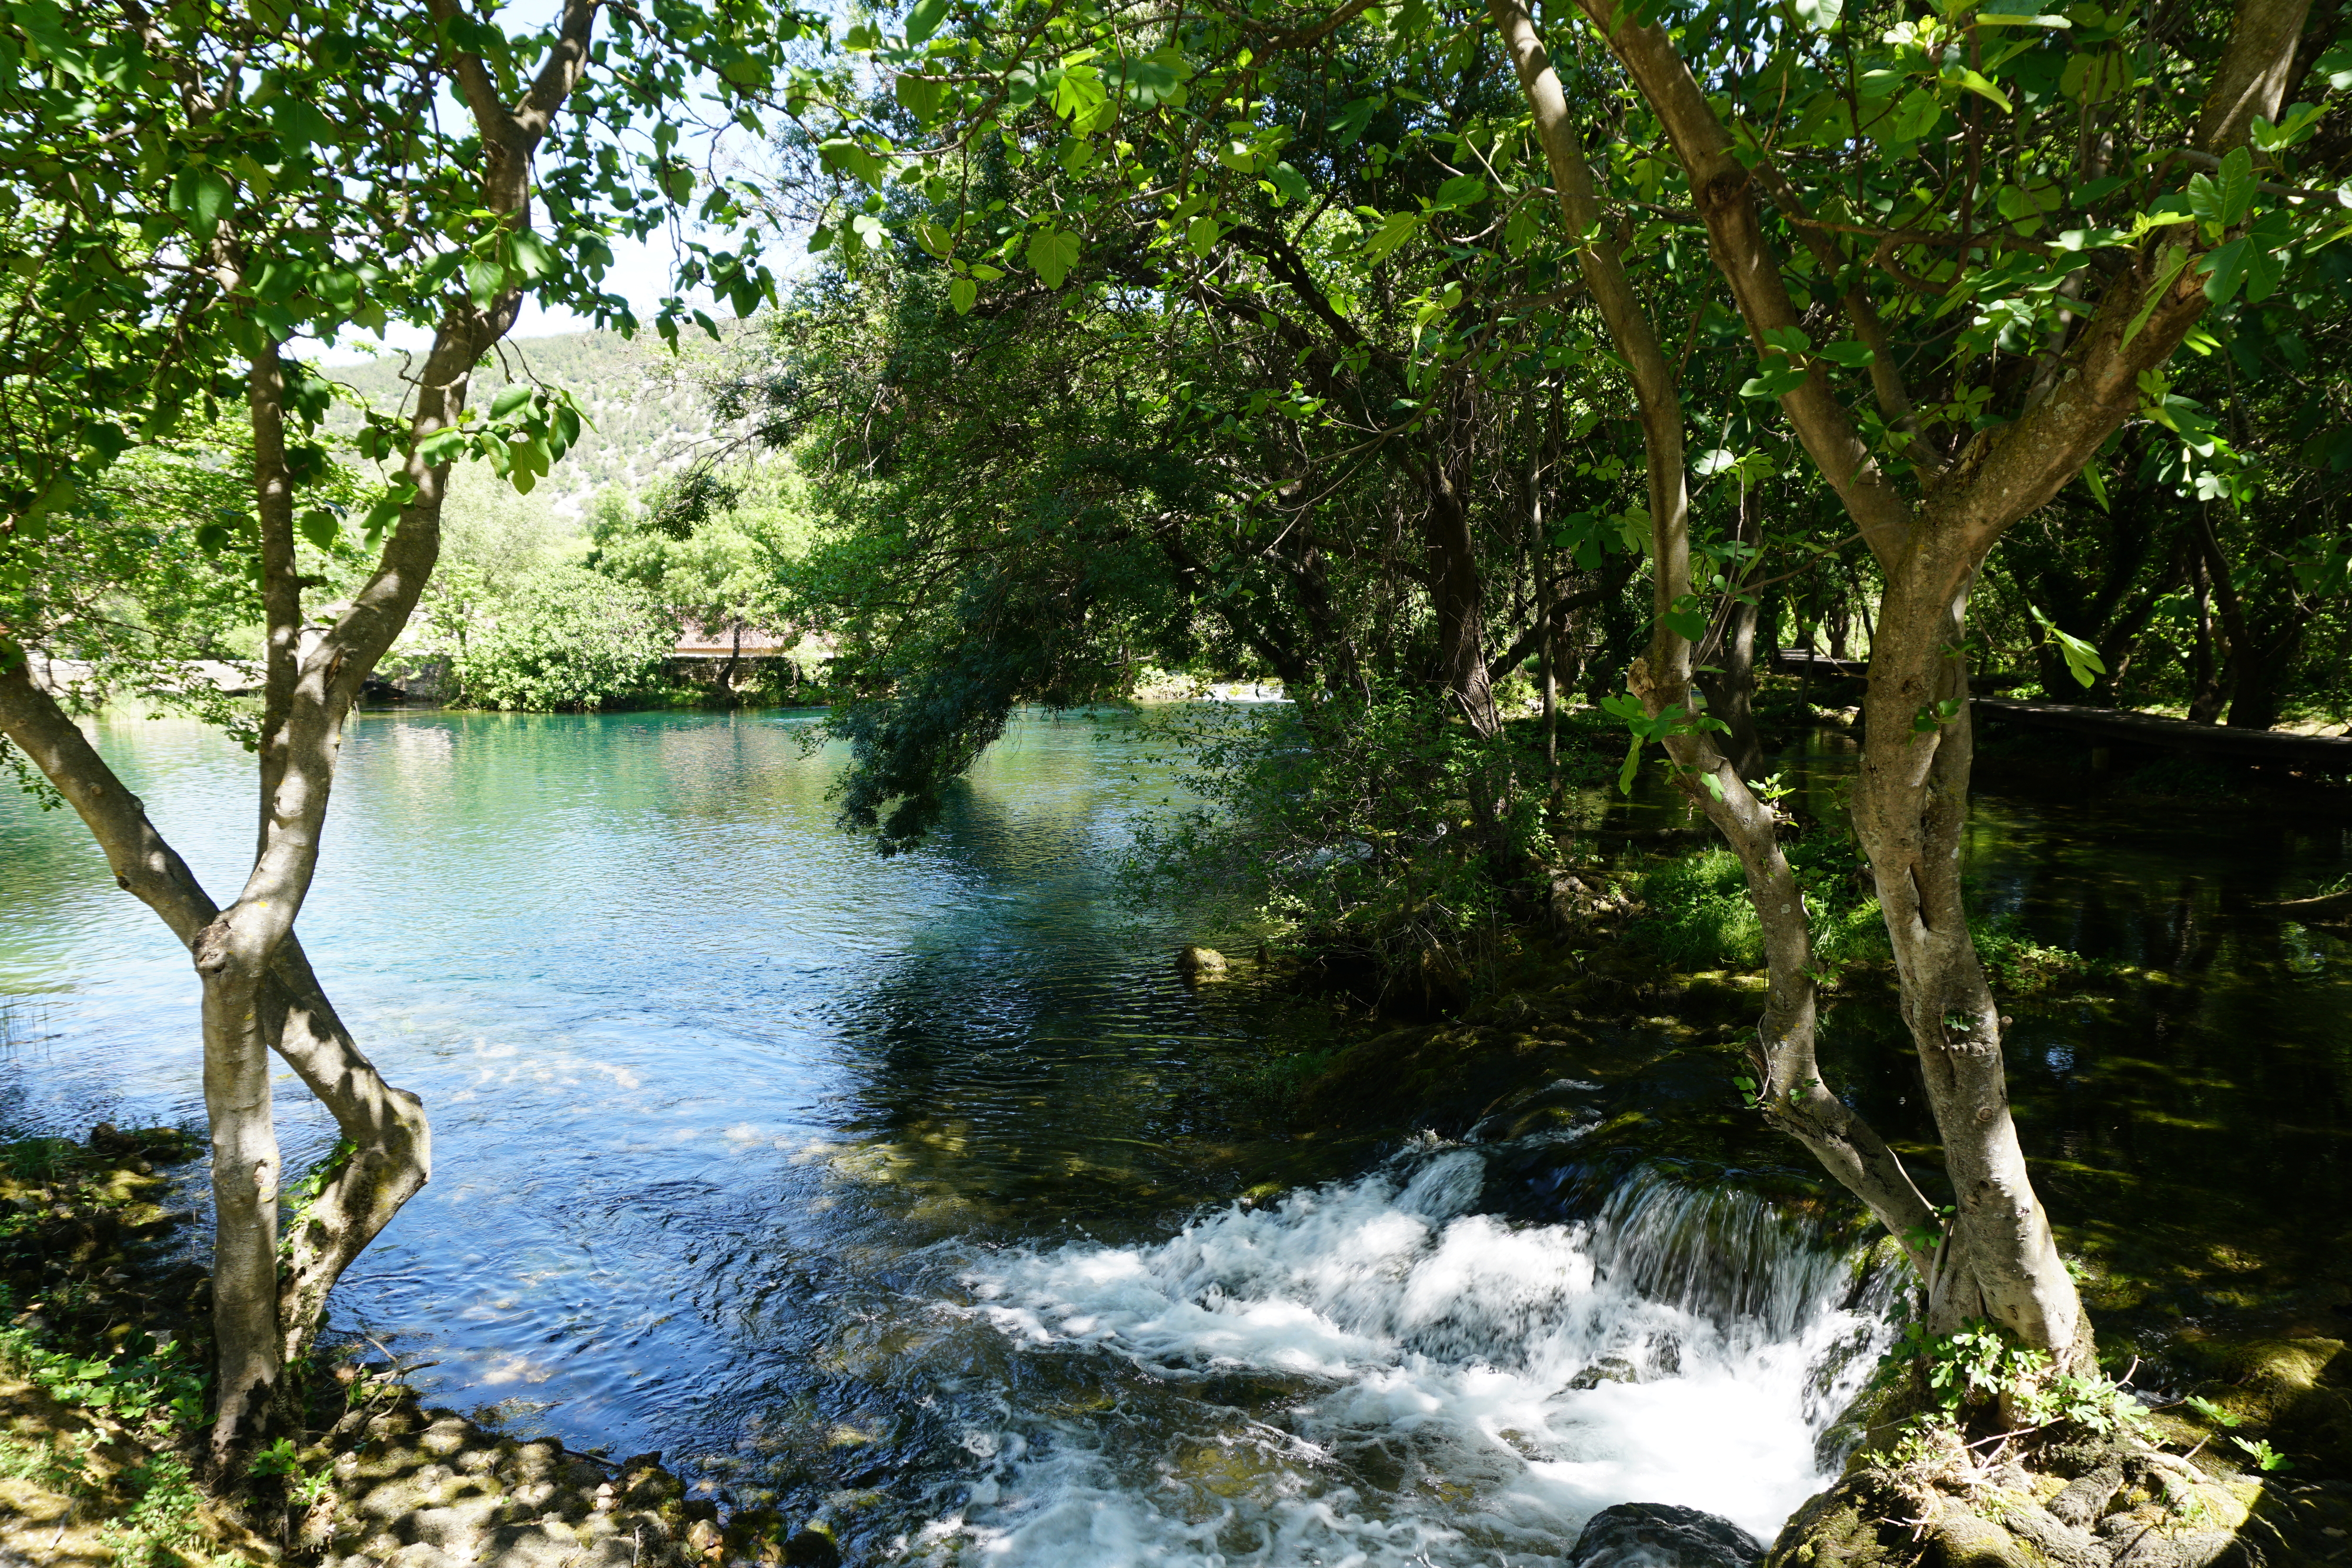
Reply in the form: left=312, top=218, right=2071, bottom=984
left=1762, top=325, right=1812, bottom=355
left=948, top=276, right=977, bottom=314
left=510, top=230, right=555, bottom=282
left=171, top=166, right=233, bottom=246
left=1739, top=365, right=1809, bottom=397
left=1665, top=606, right=1707, bottom=640
left=1944, top=66, right=2014, bottom=113
left=2080, top=462, right=2109, bottom=511
left=463, top=256, right=505, bottom=309
left=903, top=0, right=948, bottom=44
left=1187, top=215, right=1221, bottom=256
left=1792, top=0, right=1843, bottom=31
left=1889, top=89, right=1943, bottom=141
left=895, top=72, right=946, bottom=123
left=1363, top=211, right=1422, bottom=260
left=818, top=138, right=886, bottom=188
left=489, top=382, right=534, bottom=421
left=1328, top=96, right=1378, bottom=145
left=2200, top=236, right=2250, bottom=304
left=297, top=507, right=338, bottom=551
left=2243, top=242, right=2286, bottom=302
left=1025, top=228, right=1081, bottom=288
left=1817, top=339, right=1876, bottom=367
left=273, top=98, right=336, bottom=154
left=1504, top=201, right=1542, bottom=257
left=2186, top=172, right=2224, bottom=228
left=2317, top=38, right=2352, bottom=90
left=2219, top=145, right=2254, bottom=227
left=1432, top=175, right=1488, bottom=210
left=1053, top=63, right=1107, bottom=122
left=2030, top=606, right=2106, bottom=688
left=2121, top=242, right=2189, bottom=347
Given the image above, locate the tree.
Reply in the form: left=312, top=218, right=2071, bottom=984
left=454, top=563, right=676, bottom=710
left=588, top=467, right=810, bottom=701
left=1496, top=0, right=2335, bottom=1359
left=731, top=4, right=1674, bottom=850
left=0, top=0, right=810, bottom=1463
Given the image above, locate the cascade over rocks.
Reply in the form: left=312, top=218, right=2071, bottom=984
left=1569, top=1502, right=1766, bottom=1567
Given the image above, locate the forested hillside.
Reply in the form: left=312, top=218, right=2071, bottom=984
left=322, top=328, right=741, bottom=516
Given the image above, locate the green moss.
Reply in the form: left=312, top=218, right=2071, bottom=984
left=1767, top=1480, right=1926, bottom=1567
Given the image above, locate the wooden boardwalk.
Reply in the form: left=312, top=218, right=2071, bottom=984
left=1768, top=650, right=2352, bottom=771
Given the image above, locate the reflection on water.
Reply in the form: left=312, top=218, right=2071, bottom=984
left=4, top=709, right=2349, bottom=1559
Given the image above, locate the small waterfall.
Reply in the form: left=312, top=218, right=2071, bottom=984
left=918, top=1139, right=1906, bottom=1567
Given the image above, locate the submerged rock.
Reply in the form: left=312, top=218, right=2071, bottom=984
left=1571, top=1502, right=1765, bottom=1567
left=784, top=1526, right=843, bottom=1566
left=1175, top=944, right=1228, bottom=978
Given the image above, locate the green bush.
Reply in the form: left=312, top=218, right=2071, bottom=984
left=1128, top=686, right=1573, bottom=1000
left=1969, top=912, right=2090, bottom=992
left=453, top=566, right=674, bottom=711
left=1628, top=847, right=1763, bottom=968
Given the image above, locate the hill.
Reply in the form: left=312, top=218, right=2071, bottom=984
left=320, top=327, right=748, bottom=516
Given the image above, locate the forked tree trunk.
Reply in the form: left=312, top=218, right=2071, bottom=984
left=0, top=659, right=432, bottom=1440
left=0, top=0, right=605, bottom=1465
left=1514, top=0, right=2314, bottom=1363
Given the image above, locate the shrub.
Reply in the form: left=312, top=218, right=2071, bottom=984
left=1628, top=846, right=1763, bottom=968
left=453, top=566, right=674, bottom=711
left=1127, top=686, right=1575, bottom=1003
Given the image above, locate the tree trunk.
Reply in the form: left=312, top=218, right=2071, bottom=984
left=0, top=0, right=603, bottom=1469
left=0, top=658, right=432, bottom=1449
left=2187, top=554, right=2226, bottom=724
left=1425, top=480, right=1501, bottom=735
left=1490, top=0, right=1942, bottom=1283
left=716, top=620, right=744, bottom=699
left=1696, top=482, right=1765, bottom=779
left=195, top=935, right=282, bottom=1446
left=1853, top=539, right=2084, bottom=1355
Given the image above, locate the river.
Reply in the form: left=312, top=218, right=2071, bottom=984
left=2, top=708, right=2346, bottom=1563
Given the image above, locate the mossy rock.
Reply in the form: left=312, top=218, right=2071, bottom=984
left=1766, top=1478, right=1924, bottom=1567
left=2170, top=1337, right=2351, bottom=1477
left=1921, top=1508, right=2037, bottom=1568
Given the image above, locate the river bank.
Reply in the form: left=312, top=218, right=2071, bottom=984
left=0, top=1125, right=853, bottom=1568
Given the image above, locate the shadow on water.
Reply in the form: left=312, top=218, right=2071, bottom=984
left=1607, top=720, right=2352, bottom=1337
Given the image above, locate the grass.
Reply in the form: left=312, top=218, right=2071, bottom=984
left=1625, top=839, right=2090, bottom=992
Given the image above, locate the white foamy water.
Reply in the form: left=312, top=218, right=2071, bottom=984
left=913, top=1143, right=1898, bottom=1566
